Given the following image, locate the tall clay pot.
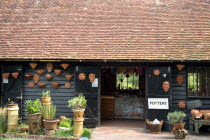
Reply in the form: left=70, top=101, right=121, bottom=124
left=7, top=105, right=19, bottom=132
left=26, top=113, right=42, bottom=135
left=73, top=109, right=85, bottom=119
left=73, top=118, right=84, bottom=138
left=41, top=97, right=51, bottom=104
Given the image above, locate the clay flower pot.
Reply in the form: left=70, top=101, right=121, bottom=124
left=204, top=113, right=210, bottom=120
left=46, top=63, right=53, bottom=72
left=60, top=63, right=69, bottom=69
left=24, top=73, right=33, bottom=80
left=36, top=69, right=45, bottom=75
left=20, top=127, right=29, bottom=133
left=29, top=63, right=38, bottom=69
left=176, top=64, right=185, bottom=71
left=2, top=73, right=10, bottom=79
left=191, top=109, right=199, bottom=118
left=45, top=74, right=53, bottom=80
left=65, top=83, right=71, bottom=88
left=54, top=69, right=62, bottom=75
left=196, top=112, right=203, bottom=118
left=42, top=97, right=51, bottom=103
left=28, top=82, right=34, bottom=88
left=12, top=72, right=19, bottom=79
left=33, top=74, right=40, bottom=83
left=52, top=82, right=59, bottom=88
left=65, top=74, right=73, bottom=81
left=38, top=82, right=46, bottom=88
left=78, top=73, right=86, bottom=80
left=173, top=123, right=185, bottom=130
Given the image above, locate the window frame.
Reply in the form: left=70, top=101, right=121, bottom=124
left=187, top=67, right=210, bottom=98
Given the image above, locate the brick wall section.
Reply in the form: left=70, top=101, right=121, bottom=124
left=0, top=0, right=210, bottom=60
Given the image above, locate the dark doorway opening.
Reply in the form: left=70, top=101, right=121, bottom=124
left=100, top=67, right=146, bottom=128
left=0, top=66, right=2, bottom=106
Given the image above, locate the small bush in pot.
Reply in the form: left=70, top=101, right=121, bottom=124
left=42, top=91, right=51, bottom=103
left=167, top=111, right=186, bottom=130
left=25, top=99, right=42, bottom=135
left=41, top=103, right=58, bottom=131
left=68, top=94, right=87, bottom=118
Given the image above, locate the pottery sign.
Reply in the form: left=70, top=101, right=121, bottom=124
left=148, top=98, right=169, bottom=109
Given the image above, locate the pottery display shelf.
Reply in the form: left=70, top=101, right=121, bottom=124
left=189, top=117, right=210, bottom=134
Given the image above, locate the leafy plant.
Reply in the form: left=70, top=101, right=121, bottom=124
left=19, top=123, right=28, bottom=128
left=52, top=127, right=73, bottom=137
left=42, top=91, right=50, bottom=97
left=167, top=111, right=186, bottom=124
left=25, top=99, right=41, bottom=114
left=41, top=103, right=56, bottom=120
left=0, top=107, right=7, bottom=133
left=82, top=128, right=92, bottom=138
left=68, top=94, right=87, bottom=110
left=59, top=118, right=72, bottom=128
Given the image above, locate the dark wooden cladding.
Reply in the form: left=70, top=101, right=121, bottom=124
left=22, top=62, right=75, bottom=122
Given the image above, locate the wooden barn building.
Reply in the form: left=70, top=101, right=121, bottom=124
left=0, top=0, right=210, bottom=131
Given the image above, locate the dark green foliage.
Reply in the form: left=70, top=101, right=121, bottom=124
left=52, top=127, right=73, bottom=137
left=82, top=128, right=92, bottom=138
left=167, top=111, right=186, bottom=124
left=59, top=118, right=72, bottom=128
left=42, top=91, right=50, bottom=97
left=25, top=99, right=41, bottom=114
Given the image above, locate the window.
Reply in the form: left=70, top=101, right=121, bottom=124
left=188, top=67, right=210, bottom=97
left=116, top=73, right=139, bottom=90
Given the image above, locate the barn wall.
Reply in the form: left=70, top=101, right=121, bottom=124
left=22, top=62, right=75, bottom=121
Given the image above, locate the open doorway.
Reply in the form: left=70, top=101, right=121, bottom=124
left=100, top=67, right=146, bottom=128
left=0, top=66, right=2, bottom=106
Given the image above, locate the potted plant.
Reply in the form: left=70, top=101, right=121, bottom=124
left=25, top=99, right=42, bottom=134
left=41, top=91, right=51, bottom=103
left=19, top=123, right=29, bottom=133
left=41, top=103, right=58, bottom=131
left=59, top=118, right=72, bottom=129
left=0, top=107, right=7, bottom=133
left=68, top=94, right=87, bottom=119
left=167, top=111, right=186, bottom=130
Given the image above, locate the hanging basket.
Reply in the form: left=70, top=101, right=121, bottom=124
left=60, top=63, right=69, bottom=69
left=46, top=63, right=53, bottom=72
left=36, top=69, right=45, bottom=75
left=28, top=82, right=34, bottom=88
left=146, top=120, right=163, bottom=134
left=38, top=82, right=46, bottom=88
left=54, top=69, right=62, bottom=75
left=12, top=72, right=19, bottom=79
left=45, top=74, right=53, bottom=80
left=29, top=63, right=38, bottom=69
left=52, top=82, right=59, bottom=88
left=65, top=74, right=73, bottom=81
left=24, top=73, right=33, bottom=80
left=33, top=74, right=40, bottom=83
left=65, top=83, right=71, bottom=88
left=2, top=73, right=10, bottom=79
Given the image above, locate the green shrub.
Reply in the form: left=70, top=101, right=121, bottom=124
left=41, top=103, right=56, bottom=120
left=53, top=127, right=73, bottom=137
left=25, top=99, right=41, bottom=114
left=82, top=128, right=91, bottom=138
left=59, top=118, right=72, bottom=128
left=0, top=107, right=7, bottom=133
left=68, top=94, right=87, bottom=110
left=167, top=111, right=186, bottom=124
left=42, top=91, right=50, bottom=97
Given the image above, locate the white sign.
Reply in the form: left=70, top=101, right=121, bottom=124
left=148, top=98, right=169, bottom=109
left=3, top=77, right=8, bottom=83
left=92, top=78, right=98, bottom=87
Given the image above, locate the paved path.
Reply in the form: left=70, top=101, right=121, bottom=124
left=90, top=126, right=210, bottom=140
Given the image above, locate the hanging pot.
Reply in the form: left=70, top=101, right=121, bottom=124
left=45, top=74, right=53, bottom=80
left=28, top=82, right=34, bottom=88
left=78, top=73, right=86, bottom=80
left=24, top=73, right=33, bottom=80
left=38, top=82, right=46, bottom=88
left=29, top=63, right=38, bottom=69
left=89, top=73, right=96, bottom=83
left=2, top=73, right=10, bottom=79
left=65, top=74, right=73, bottom=81
left=176, top=64, right=185, bottom=71
left=33, top=74, right=40, bottom=83
left=52, top=82, right=59, bottom=88
left=36, top=69, right=45, bottom=75
left=46, top=63, right=53, bottom=72
left=60, top=63, right=69, bottom=69
left=54, top=69, right=62, bottom=75
left=65, top=83, right=71, bottom=88
left=12, top=72, right=19, bottom=79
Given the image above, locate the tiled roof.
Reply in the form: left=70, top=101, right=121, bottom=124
left=0, top=0, right=210, bottom=61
